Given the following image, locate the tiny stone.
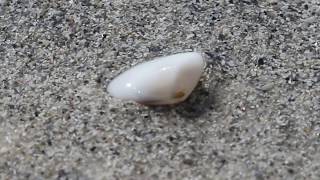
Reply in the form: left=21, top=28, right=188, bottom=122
left=259, top=83, right=275, bottom=91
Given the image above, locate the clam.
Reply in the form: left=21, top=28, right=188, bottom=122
left=107, top=52, right=205, bottom=105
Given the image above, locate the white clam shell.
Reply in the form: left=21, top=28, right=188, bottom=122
left=107, top=52, right=205, bottom=105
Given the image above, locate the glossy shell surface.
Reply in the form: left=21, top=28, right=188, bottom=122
left=107, top=52, right=205, bottom=105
